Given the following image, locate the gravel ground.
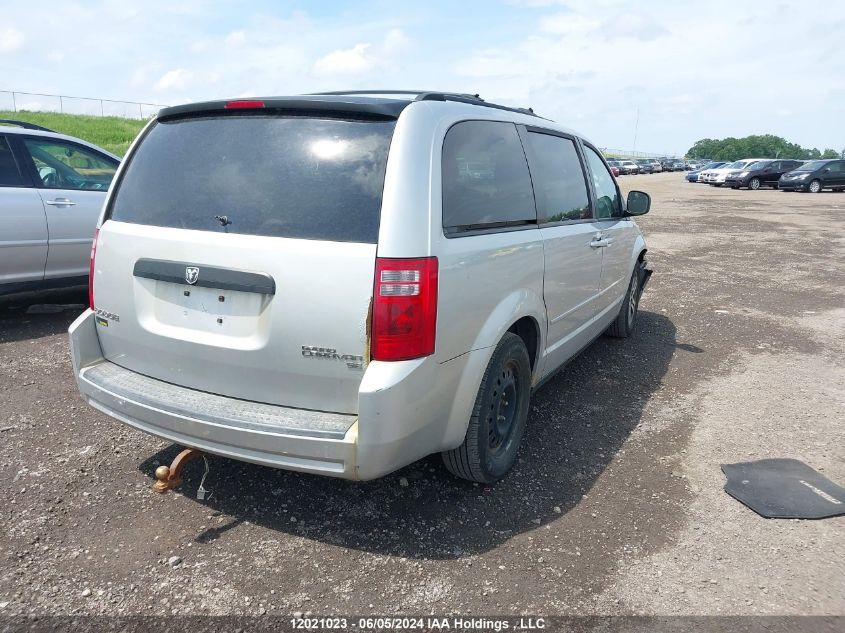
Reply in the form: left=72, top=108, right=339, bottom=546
left=0, top=173, right=843, bottom=618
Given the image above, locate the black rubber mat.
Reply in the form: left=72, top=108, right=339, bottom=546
left=722, top=459, right=845, bottom=519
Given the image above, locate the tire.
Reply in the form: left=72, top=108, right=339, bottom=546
left=809, top=179, right=821, bottom=193
left=749, top=177, right=761, bottom=190
left=606, top=267, right=642, bottom=338
left=442, top=333, right=532, bottom=483
left=714, top=183, right=723, bottom=187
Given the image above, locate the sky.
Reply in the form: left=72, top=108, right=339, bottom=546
left=0, top=0, right=843, bottom=155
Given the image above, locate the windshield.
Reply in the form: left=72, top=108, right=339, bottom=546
left=109, top=114, right=396, bottom=243
left=796, top=160, right=826, bottom=171
left=746, top=161, right=771, bottom=170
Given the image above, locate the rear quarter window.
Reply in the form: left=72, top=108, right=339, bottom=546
left=441, top=120, right=536, bottom=233
left=108, top=115, right=396, bottom=243
left=524, top=131, right=590, bottom=223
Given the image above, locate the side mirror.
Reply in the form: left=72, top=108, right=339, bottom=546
left=626, top=190, right=650, bottom=216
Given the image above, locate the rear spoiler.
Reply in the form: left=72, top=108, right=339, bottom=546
left=157, top=96, right=411, bottom=121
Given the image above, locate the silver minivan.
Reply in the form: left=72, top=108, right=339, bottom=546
left=69, top=91, right=651, bottom=483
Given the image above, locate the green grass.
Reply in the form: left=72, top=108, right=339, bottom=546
left=0, top=110, right=147, bottom=157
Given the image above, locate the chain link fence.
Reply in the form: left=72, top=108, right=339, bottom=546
left=0, top=90, right=167, bottom=119
left=601, top=148, right=681, bottom=159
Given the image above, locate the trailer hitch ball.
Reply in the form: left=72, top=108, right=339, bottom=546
left=154, top=466, right=171, bottom=485
left=152, top=448, right=202, bottom=493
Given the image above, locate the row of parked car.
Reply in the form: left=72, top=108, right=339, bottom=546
left=606, top=157, right=688, bottom=176
left=686, top=158, right=845, bottom=192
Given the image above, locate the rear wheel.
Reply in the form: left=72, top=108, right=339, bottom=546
left=442, top=333, right=531, bottom=483
left=809, top=179, right=822, bottom=193
left=749, top=177, right=761, bottom=190
left=606, top=268, right=642, bottom=338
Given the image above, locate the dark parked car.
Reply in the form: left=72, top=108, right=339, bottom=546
left=725, top=159, right=804, bottom=190
left=778, top=159, right=845, bottom=193
left=660, top=158, right=676, bottom=171
left=636, top=159, right=654, bottom=174
left=686, top=161, right=727, bottom=183
left=672, top=161, right=686, bottom=171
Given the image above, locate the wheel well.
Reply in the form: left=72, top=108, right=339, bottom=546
left=638, top=248, right=647, bottom=262
left=508, top=317, right=540, bottom=371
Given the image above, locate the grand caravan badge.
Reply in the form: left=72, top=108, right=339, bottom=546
left=301, top=346, right=364, bottom=369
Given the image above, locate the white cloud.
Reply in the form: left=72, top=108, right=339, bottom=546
left=313, top=43, right=374, bottom=76
left=540, top=14, right=599, bottom=35
left=0, top=26, right=26, bottom=52
left=225, top=30, right=246, bottom=47
left=602, top=12, right=668, bottom=41
left=383, top=28, right=412, bottom=57
left=155, top=69, right=194, bottom=92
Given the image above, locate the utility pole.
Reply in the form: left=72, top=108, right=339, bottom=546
left=632, top=107, right=639, bottom=157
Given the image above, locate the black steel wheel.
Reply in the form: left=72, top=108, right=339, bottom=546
left=442, top=333, right=532, bottom=483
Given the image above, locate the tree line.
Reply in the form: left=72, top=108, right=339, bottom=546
left=686, top=135, right=842, bottom=161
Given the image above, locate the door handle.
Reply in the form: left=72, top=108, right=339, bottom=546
left=45, top=198, right=76, bottom=207
left=590, top=235, right=610, bottom=248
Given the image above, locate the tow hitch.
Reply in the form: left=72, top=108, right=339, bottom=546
left=153, top=448, right=203, bottom=493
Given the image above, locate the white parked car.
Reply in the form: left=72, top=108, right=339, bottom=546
left=700, top=159, right=767, bottom=186
left=69, top=91, right=652, bottom=483
left=0, top=120, right=119, bottom=295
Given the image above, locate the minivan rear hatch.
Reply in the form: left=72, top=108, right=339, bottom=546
left=92, top=106, right=397, bottom=414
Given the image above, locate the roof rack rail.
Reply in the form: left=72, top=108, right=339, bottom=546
left=0, top=119, right=56, bottom=132
left=308, top=90, right=539, bottom=118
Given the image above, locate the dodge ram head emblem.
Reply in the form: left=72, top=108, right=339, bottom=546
left=185, top=267, right=199, bottom=285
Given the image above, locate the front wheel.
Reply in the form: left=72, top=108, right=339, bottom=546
left=808, top=179, right=822, bottom=193
left=442, top=333, right=532, bottom=483
left=749, top=177, right=761, bottom=190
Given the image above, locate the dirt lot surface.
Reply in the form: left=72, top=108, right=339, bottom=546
left=1, top=173, right=843, bottom=618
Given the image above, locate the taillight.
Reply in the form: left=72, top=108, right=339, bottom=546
left=372, top=257, right=438, bottom=361
left=88, top=228, right=99, bottom=309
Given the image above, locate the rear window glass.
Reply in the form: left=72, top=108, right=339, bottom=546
left=109, top=115, right=395, bottom=243
left=442, top=120, right=536, bottom=232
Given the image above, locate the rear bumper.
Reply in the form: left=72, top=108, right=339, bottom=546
left=69, top=310, right=481, bottom=480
